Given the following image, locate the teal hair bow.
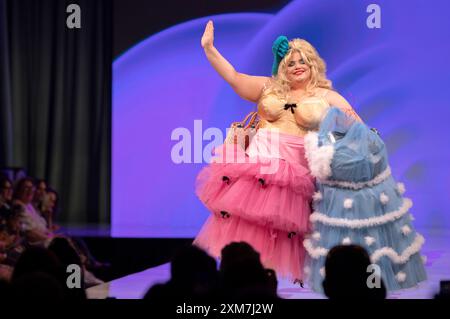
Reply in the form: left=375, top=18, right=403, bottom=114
left=271, top=35, right=290, bottom=75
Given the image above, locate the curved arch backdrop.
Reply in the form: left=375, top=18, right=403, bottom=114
left=113, top=0, right=450, bottom=237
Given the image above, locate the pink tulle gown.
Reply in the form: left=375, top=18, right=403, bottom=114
left=193, top=127, right=315, bottom=281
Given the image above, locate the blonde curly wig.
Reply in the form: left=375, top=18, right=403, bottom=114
left=265, top=38, right=333, bottom=98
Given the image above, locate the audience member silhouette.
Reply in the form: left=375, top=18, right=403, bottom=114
left=11, top=272, right=65, bottom=301
left=144, top=244, right=219, bottom=302
left=11, top=246, right=65, bottom=298
left=0, top=175, right=13, bottom=209
left=0, top=279, right=11, bottom=301
left=10, top=245, right=86, bottom=300
left=219, top=241, right=279, bottom=300
left=48, top=237, right=87, bottom=299
left=11, top=246, right=62, bottom=282
left=322, top=244, right=386, bottom=300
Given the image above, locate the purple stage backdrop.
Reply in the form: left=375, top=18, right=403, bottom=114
left=112, top=0, right=450, bottom=237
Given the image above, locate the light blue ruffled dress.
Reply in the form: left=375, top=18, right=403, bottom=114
left=303, top=107, right=427, bottom=292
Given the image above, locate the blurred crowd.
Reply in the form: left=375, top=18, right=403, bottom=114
left=0, top=174, right=108, bottom=299
left=143, top=242, right=389, bottom=302
left=2, top=174, right=448, bottom=301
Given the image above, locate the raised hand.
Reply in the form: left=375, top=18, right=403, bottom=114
left=201, top=20, right=214, bottom=49
left=271, top=35, right=289, bottom=75
left=200, top=19, right=269, bottom=102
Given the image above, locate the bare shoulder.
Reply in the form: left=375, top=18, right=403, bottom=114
left=312, top=88, right=336, bottom=105
left=313, top=88, right=334, bottom=99
left=323, top=89, right=363, bottom=122
left=323, top=89, right=342, bottom=99
left=233, top=74, right=272, bottom=102
left=323, top=89, right=351, bottom=106
left=318, top=87, right=333, bottom=96
left=257, top=76, right=273, bottom=98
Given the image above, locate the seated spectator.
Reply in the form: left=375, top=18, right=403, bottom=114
left=322, top=244, right=386, bottom=300
left=32, top=179, right=47, bottom=213
left=12, top=177, right=105, bottom=287
left=144, top=244, right=219, bottom=302
left=32, top=180, right=60, bottom=231
left=0, top=176, right=18, bottom=269
left=0, top=175, right=13, bottom=210
left=0, top=204, right=27, bottom=269
left=219, top=241, right=279, bottom=301
left=0, top=241, right=14, bottom=282
left=39, top=187, right=59, bottom=231
left=13, top=177, right=52, bottom=245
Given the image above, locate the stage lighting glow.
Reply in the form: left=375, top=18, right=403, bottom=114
left=113, top=0, right=450, bottom=238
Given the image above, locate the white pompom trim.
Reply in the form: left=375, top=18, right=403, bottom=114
left=303, top=131, right=393, bottom=191
left=304, top=233, right=425, bottom=264
left=319, top=267, right=325, bottom=277
left=303, top=239, right=329, bottom=259
left=304, top=266, right=311, bottom=275
left=342, top=237, right=351, bottom=245
left=401, top=225, right=412, bottom=235
left=395, top=271, right=406, bottom=282
left=397, top=182, right=406, bottom=195
left=343, top=198, right=353, bottom=209
left=421, top=255, right=427, bottom=264
left=312, top=231, right=321, bottom=241
left=310, top=198, right=413, bottom=228
left=304, top=132, right=335, bottom=180
left=313, top=191, right=323, bottom=202
left=320, top=166, right=391, bottom=190
left=380, top=192, right=389, bottom=205
left=365, top=236, right=376, bottom=246
left=371, top=234, right=425, bottom=263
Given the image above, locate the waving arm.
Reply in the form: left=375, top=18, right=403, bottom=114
left=201, top=21, right=270, bottom=103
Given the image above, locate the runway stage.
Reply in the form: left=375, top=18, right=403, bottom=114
left=86, top=228, right=450, bottom=299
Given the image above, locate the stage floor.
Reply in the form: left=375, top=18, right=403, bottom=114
left=86, top=228, right=450, bottom=299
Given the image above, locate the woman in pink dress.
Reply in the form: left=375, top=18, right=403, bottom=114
left=193, top=21, right=361, bottom=284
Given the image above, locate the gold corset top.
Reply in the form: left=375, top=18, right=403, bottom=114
left=257, top=93, right=330, bottom=132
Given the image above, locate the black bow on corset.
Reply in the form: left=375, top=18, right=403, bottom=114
left=284, top=103, right=297, bottom=114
